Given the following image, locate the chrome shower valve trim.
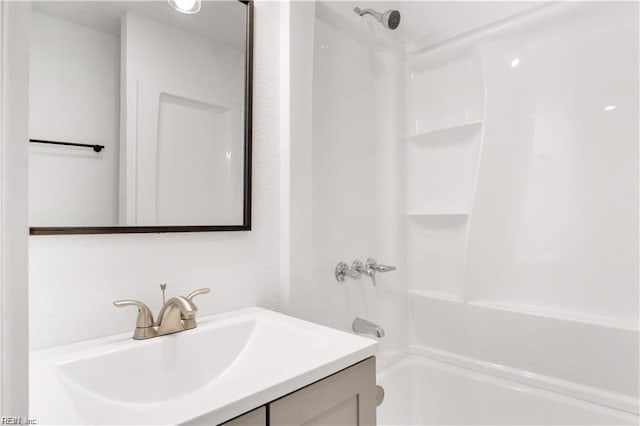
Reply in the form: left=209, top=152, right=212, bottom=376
left=335, top=261, right=361, bottom=282
left=335, top=258, right=397, bottom=285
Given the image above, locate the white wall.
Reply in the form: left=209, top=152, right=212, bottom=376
left=29, top=12, right=120, bottom=227
left=29, top=0, right=282, bottom=350
left=0, top=0, right=30, bottom=415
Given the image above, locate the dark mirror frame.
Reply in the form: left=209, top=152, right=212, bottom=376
left=30, top=0, right=253, bottom=235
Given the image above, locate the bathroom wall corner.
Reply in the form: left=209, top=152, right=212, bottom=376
left=0, top=0, right=30, bottom=416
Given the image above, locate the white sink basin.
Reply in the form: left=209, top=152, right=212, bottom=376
left=57, top=318, right=257, bottom=404
left=30, top=307, right=378, bottom=425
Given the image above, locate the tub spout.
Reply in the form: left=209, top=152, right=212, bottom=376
left=352, top=318, right=385, bottom=338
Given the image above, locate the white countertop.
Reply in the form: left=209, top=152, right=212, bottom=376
left=30, top=307, right=378, bottom=425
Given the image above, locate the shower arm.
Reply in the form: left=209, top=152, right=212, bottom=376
left=353, top=7, right=383, bottom=22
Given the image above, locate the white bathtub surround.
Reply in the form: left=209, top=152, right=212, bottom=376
left=377, top=356, right=638, bottom=425
left=289, top=1, right=639, bottom=424
left=411, top=295, right=639, bottom=414
left=402, top=0, right=639, bottom=416
left=31, top=307, right=378, bottom=425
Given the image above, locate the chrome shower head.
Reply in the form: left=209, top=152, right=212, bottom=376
left=354, top=7, right=401, bottom=30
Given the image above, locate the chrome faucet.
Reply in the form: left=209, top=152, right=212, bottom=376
left=336, top=258, right=397, bottom=286
left=352, top=318, right=385, bottom=338
left=114, top=285, right=210, bottom=340
left=335, top=261, right=363, bottom=282
left=355, top=258, right=396, bottom=286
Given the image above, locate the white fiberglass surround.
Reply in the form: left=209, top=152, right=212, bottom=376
left=288, top=1, right=639, bottom=424
left=404, top=1, right=638, bottom=415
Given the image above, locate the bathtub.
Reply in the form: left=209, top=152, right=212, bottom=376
left=376, top=355, right=639, bottom=425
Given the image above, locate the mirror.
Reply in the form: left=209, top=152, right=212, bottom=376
left=28, top=0, right=252, bottom=234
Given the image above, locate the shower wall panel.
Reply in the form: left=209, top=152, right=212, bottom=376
left=289, top=4, right=406, bottom=370
left=405, top=1, right=639, bottom=415
left=467, top=4, right=638, bottom=320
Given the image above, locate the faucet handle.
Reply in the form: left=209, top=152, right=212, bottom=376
left=363, top=258, right=397, bottom=286
left=186, top=288, right=210, bottom=302
left=366, top=258, right=397, bottom=273
left=113, top=300, right=154, bottom=328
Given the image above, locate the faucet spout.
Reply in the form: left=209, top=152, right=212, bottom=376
left=114, top=285, right=211, bottom=340
left=158, top=296, right=197, bottom=319
left=352, top=318, right=385, bottom=338
left=156, top=296, right=197, bottom=335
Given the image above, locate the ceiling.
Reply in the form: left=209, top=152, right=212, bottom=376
left=32, top=0, right=247, bottom=51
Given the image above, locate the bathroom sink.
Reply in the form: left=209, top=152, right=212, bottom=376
left=30, top=307, right=377, bottom=425
left=56, top=318, right=258, bottom=404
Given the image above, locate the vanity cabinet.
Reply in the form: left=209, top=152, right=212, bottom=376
left=270, top=357, right=376, bottom=426
left=221, top=407, right=266, bottom=426
left=219, top=357, right=376, bottom=426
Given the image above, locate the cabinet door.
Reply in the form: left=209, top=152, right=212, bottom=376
left=269, top=357, right=376, bottom=426
left=220, top=407, right=266, bottom=426
left=184, top=406, right=266, bottom=426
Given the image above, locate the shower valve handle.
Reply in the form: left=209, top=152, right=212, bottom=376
left=366, top=258, right=396, bottom=273
left=364, top=258, right=396, bottom=286
left=335, top=259, right=397, bottom=285
left=353, top=260, right=377, bottom=286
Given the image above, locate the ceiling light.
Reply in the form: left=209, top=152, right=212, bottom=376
left=168, top=0, right=201, bottom=14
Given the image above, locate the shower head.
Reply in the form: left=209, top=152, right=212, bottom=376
left=354, top=7, right=401, bottom=30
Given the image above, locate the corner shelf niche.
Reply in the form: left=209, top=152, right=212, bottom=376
left=406, top=211, right=469, bottom=218
left=406, top=214, right=468, bottom=300
left=405, top=54, right=484, bottom=137
left=409, top=289, right=464, bottom=304
left=404, top=120, right=482, bottom=142
left=403, top=47, right=485, bottom=304
left=405, top=122, right=481, bottom=214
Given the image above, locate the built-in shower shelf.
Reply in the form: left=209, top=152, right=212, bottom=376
left=409, top=289, right=464, bottom=303
left=404, top=120, right=482, bottom=143
left=467, top=300, right=640, bottom=331
left=407, top=211, right=469, bottom=217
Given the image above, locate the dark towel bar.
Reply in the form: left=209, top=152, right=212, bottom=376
left=29, top=139, right=104, bottom=153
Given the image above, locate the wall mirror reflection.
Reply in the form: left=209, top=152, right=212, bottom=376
left=28, top=0, right=252, bottom=234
